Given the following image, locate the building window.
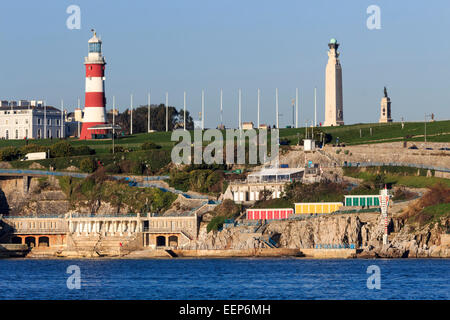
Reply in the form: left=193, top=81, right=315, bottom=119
left=6, top=130, right=9, bottom=139
left=38, top=129, right=41, bottom=139
left=15, top=130, right=18, bottom=139
left=25, top=129, right=28, bottom=138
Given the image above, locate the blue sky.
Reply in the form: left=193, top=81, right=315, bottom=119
left=1, top=0, right=450, bottom=128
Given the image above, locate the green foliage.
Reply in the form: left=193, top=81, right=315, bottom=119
left=104, top=162, right=122, bottom=174
left=80, top=158, right=98, bottom=173
left=169, top=169, right=225, bottom=195
left=110, top=146, right=128, bottom=153
left=402, top=183, right=450, bottom=226
left=206, top=200, right=241, bottom=233
left=49, top=141, right=74, bottom=158
left=141, top=141, right=161, bottom=150
left=19, top=144, right=46, bottom=155
left=58, top=174, right=177, bottom=214
left=253, top=198, right=294, bottom=209
left=110, top=104, right=194, bottom=134
left=0, top=146, right=21, bottom=161
left=72, top=146, right=95, bottom=156
left=284, top=181, right=346, bottom=203
left=37, top=177, right=50, bottom=190
left=279, top=120, right=450, bottom=146
left=207, top=216, right=226, bottom=233
left=343, top=166, right=450, bottom=188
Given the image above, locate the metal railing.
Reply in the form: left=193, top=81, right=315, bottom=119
left=343, top=161, right=450, bottom=173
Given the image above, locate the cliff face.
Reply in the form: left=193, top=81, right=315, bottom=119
left=189, top=213, right=449, bottom=258
left=0, top=177, right=133, bottom=216
left=0, top=177, right=69, bottom=216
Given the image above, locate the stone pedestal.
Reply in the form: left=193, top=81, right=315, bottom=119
left=379, top=97, right=392, bottom=123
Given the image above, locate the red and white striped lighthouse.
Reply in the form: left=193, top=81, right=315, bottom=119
left=80, top=29, right=107, bottom=139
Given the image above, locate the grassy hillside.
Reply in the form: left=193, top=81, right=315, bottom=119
left=280, top=120, right=450, bottom=146
left=0, top=120, right=448, bottom=153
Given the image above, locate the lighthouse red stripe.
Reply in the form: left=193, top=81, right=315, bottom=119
left=85, top=92, right=105, bottom=107
left=85, top=64, right=105, bottom=77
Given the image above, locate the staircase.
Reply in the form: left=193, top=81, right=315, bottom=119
left=256, top=235, right=278, bottom=249
left=69, top=233, right=138, bottom=256
left=165, top=249, right=178, bottom=258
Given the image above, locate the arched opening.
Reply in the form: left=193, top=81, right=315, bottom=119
left=25, top=236, right=36, bottom=247
left=156, top=236, right=166, bottom=247
left=11, top=236, right=22, bottom=244
left=168, top=236, right=178, bottom=247
left=38, top=236, right=50, bottom=247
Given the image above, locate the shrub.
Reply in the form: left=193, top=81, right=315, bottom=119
left=19, top=144, right=46, bottom=155
left=130, top=161, right=144, bottom=175
left=72, top=146, right=95, bottom=156
left=0, top=146, right=21, bottom=161
left=50, top=141, right=74, bottom=158
left=110, top=146, right=127, bottom=153
left=80, top=158, right=97, bottom=173
left=207, top=216, right=226, bottom=233
left=141, top=141, right=161, bottom=150
left=104, top=162, right=121, bottom=174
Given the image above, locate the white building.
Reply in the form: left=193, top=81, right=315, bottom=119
left=0, top=105, right=65, bottom=140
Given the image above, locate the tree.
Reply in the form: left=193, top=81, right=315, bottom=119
left=108, top=104, right=194, bottom=134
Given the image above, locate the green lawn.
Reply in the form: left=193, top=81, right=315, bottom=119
left=280, top=120, right=450, bottom=146
left=343, top=167, right=450, bottom=188
left=1, top=120, right=449, bottom=152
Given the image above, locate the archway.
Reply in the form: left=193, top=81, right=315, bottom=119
left=25, top=236, right=36, bottom=247
left=11, top=236, right=22, bottom=244
left=156, top=236, right=166, bottom=247
left=168, top=236, right=178, bottom=247
left=38, top=236, right=50, bottom=247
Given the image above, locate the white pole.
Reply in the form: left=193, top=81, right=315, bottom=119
left=44, top=100, right=47, bottom=139
left=130, top=94, right=133, bottom=135
left=184, top=91, right=186, bottom=131
left=165, top=92, right=169, bottom=132
left=276, top=88, right=279, bottom=129
left=61, top=99, right=64, bottom=138
left=201, top=89, right=205, bottom=130
left=220, top=88, right=223, bottom=127
left=147, top=92, right=151, bottom=133
left=112, top=96, right=115, bottom=154
left=77, top=98, right=80, bottom=138
left=295, top=88, right=299, bottom=128
left=257, top=88, right=260, bottom=129
left=314, top=87, right=317, bottom=127
left=238, top=88, right=242, bottom=130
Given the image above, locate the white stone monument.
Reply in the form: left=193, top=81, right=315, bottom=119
left=379, top=87, right=393, bottom=123
left=324, top=38, right=344, bottom=127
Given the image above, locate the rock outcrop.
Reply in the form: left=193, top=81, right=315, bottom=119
left=188, top=213, right=449, bottom=258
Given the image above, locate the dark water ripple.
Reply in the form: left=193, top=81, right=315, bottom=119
left=0, top=258, right=448, bottom=300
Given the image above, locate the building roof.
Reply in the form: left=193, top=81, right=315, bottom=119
left=248, top=167, right=304, bottom=177
left=88, top=30, right=102, bottom=43
left=87, top=124, right=121, bottom=130
left=0, top=105, right=60, bottom=112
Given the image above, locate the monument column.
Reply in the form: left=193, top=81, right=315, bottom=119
left=324, top=38, right=344, bottom=126
left=379, top=87, right=393, bottom=123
